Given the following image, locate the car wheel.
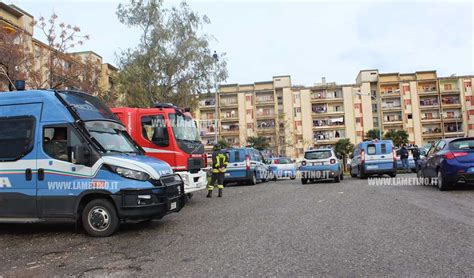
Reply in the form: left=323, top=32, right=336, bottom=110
left=248, top=172, right=257, bottom=185
left=334, top=174, right=340, bottom=183
left=301, top=178, right=308, bottom=184
left=437, top=171, right=450, bottom=191
left=82, top=199, right=119, bottom=237
left=340, top=171, right=344, bottom=180
left=417, top=169, right=427, bottom=185
left=389, top=172, right=397, bottom=178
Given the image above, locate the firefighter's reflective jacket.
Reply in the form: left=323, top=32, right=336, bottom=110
left=212, top=150, right=229, bottom=173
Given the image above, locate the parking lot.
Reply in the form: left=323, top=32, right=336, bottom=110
left=0, top=173, right=473, bottom=277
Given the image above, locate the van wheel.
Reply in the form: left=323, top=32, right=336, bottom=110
left=437, top=171, right=450, bottom=191
left=389, top=172, right=397, bottom=178
left=248, top=172, right=257, bottom=185
left=82, top=199, right=119, bottom=237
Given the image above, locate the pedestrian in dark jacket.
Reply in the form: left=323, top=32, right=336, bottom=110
left=412, top=145, right=421, bottom=170
left=400, top=144, right=409, bottom=170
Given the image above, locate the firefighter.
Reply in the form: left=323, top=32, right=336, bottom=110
left=207, top=143, right=228, bottom=198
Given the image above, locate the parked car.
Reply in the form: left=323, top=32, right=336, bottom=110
left=300, top=148, right=343, bottom=184
left=223, top=147, right=270, bottom=185
left=417, top=137, right=474, bottom=190
left=350, top=140, right=397, bottom=178
left=269, top=157, right=297, bottom=180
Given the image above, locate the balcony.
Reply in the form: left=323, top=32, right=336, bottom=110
left=444, top=123, right=463, bottom=135
left=383, top=118, right=403, bottom=126
left=256, top=113, right=275, bottom=119
left=440, top=89, right=460, bottom=95
left=442, top=115, right=462, bottom=123
left=381, top=104, right=402, bottom=111
left=420, top=115, right=441, bottom=123
left=221, top=124, right=240, bottom=135
left=311, top=91, right=343, bottom=103
left=311, top=105, right=344, bottom=116
left=422, top=125, right=442, bottom=138
left=417, top=86, right=438, bottom=96
left=419, top=99, right=439, bottom=109
left=381, top=90, right=401, bottom=98
left=220, top=110, right=239, bottom=122
left=312, top=118, right=345, bottom=130
left=255, top=96, right=275, bottom=106
left=313, top=132, right=345, bottom=144
left=441, top=97, right=461, bottom=108
left=220, top=98, right=238, bottom=107
left=200, top=99, right=216, bottom=110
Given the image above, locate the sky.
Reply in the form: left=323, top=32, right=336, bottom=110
left=7, top=0, right=474, bottom=86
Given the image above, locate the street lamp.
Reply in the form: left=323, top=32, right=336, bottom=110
left=212, top=51, right=219, bottom=144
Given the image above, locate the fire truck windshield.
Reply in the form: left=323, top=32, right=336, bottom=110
left=169, top=113, right=200, bottom=142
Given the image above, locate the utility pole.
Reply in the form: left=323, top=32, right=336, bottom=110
left=213, top=51, right=219, bottom=144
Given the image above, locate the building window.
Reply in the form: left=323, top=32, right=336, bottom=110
left=403, top=85, right=410, bottom=93
left=247, top=123, right=254, bottom=129
left=354, top=103, right=361, bottom=110
left=404, top=99, right=411, bottom=105
left=294, top=107, right=301, bottom=116
left=246, top=95, right=253, bottom=102
left=464, top=81, right=472, bottom=90
left=355, top=117, right=361, bottom=123
left=246, top=109, right=253, bottom=117
left=294, top=94, right=300, bottom=101
left=444, top=84, right=452, bottom=91
left=407, top=114, right=412, bottom=120
left=295, top=121, right=302, bottom=127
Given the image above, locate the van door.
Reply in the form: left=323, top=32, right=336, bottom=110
left=0, top=103, right=42, bottom=218
left=37, top=124, right=93, bottom=218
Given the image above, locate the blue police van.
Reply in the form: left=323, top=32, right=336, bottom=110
left=223, top=147, right=270, bottom=185
left=0, top=89, right=185, bottom=237
left=350, top=140, right=397, bottom=178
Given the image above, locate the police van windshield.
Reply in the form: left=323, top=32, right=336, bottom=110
left=58, top=91, right=119, bottom=121
left=169, top=113, right=200, bottom=142
left=85, top=121, right=140, bottom=154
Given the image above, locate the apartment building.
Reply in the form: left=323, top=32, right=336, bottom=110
left=198, top=70, right=474, bottom=158
left=0, top=3, right=117, bottom=97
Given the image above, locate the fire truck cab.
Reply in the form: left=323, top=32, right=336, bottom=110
left=112, top=104, right=208, bottom=195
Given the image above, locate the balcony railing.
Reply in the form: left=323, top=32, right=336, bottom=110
left=441, top=98, right=460, bottom=105
left=422, top=129, right=442, bottom=134
left=381, top=104, right=402, bottom=109
left=220, top=99, right=238, bottom=106
left=419, top=100, right=439, bottom=107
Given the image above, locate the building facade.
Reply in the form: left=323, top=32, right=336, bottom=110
left=197, top=70, right=474, bottom=158
left=0, top=3, right=117, bottom=98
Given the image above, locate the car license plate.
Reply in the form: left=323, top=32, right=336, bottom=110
left=366, top=165, right=378, bottom=170
left=225, top=173, right=230, bottom=176
left=170, top=202, right=177, bottom=210
left=313, top=162, right=323, bottom=166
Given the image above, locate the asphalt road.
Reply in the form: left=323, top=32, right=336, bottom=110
left=0, top=174, right=473, bottom=277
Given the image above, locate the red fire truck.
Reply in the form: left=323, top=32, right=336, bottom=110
left=111, top=104, right=208, bottom=195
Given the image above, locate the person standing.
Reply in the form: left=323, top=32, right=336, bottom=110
left=400, top=144, right=409, bottom=170
left=412, top=145, right=421, bottom=171
left=207, top=143, right=228, bottom=198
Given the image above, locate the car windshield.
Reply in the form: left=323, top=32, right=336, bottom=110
left=305, top=150, right=332, bottom=160
left=275, top=158, right=292, bottom=164
left=85, top=121, right=140, bottom=154
left=169, top=113, right=200, bottom=142
left=449, top=139, right=474, bottom=150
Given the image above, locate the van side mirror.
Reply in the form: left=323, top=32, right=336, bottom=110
left=71, top=146, right=90, bottom=165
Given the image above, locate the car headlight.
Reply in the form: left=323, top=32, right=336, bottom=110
left=109, top=166, right=150, bottom=181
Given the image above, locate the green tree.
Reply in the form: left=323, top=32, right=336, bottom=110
left=217, top=139, right=231, bottom=149
left=383, top=129, right=409, bottom=147
left=247, top=136, right=270, bottom=150
left=116, top=0, right=228, bottom=109
left=334, top=138, right=354, bottom=171
left=365, top=128, right=381, bottom=140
